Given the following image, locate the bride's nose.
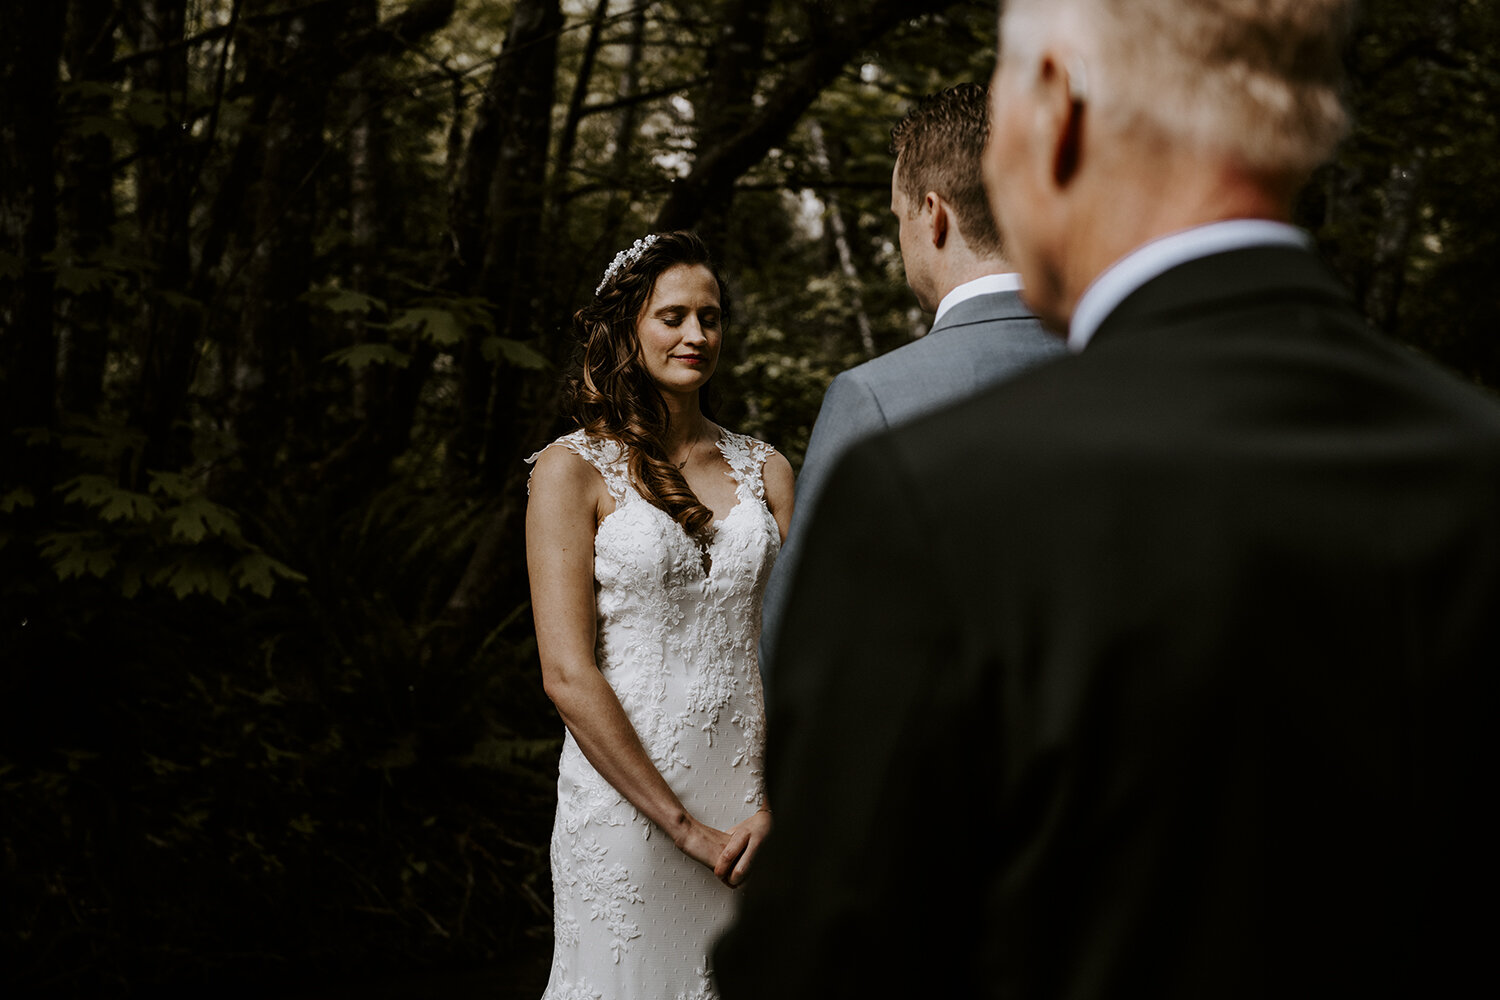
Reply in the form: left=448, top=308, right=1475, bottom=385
left=681, top=318, right=709, bottom=344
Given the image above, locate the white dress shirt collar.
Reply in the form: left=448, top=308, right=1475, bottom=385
left=933, top=272, right=1024, bottom=327
left=1067, top=220, right=1311, bottom=353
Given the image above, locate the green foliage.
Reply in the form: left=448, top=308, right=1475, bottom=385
left=310, top=287, right=552, bottom=373
left=9, top=418, right=305, bottom=605
left=326, top=342, right=413, bottom=370
left=483, top=336, right=551, bottom=370
left=1, top=487, right=36, bottom=513
left=2, top=466, right=558, bottom=993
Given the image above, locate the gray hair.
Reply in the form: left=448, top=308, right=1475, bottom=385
left=1000, top=0, right=1352, bottom=177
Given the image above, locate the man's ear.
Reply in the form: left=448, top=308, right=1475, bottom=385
left=926, top=193, right=949, bottom=248
left=1038, top=53, right=1086, bottom=188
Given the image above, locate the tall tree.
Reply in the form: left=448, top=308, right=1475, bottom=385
left=440, top=0, right=563, bottom=480
left=56, top=0, right=119, bottom=419
left=0, top=2, right=67, bottom=450
left=125, top=0, right=197, bottom=475
left=228, top=0, right=341, bottom=482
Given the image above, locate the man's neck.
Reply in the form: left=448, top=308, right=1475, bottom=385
left=1056, top=154, right=1297, bottom=330
left=933, top=255, right=1016, bottom=304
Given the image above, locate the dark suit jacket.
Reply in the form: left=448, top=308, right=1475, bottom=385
left=759, top=289, right=1063, bottom=681
left=715, top=246, right=1500, bottom=998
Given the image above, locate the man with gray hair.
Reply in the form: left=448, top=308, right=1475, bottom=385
left=716, top=1, right=1500, bottom=997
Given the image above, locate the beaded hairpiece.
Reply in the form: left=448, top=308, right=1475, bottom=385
left=595, top=234, right=659, bottom=296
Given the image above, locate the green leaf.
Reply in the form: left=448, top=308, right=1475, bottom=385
left=147, top=470, right=198, bottom=500
left=155, top=562, right=233, bottom=602
left=482, top=336, right=551, bottom=370
left=144, top=753, right=191, bottom=776
left=57, top=474, right=157, bottom=523
left=263, top=741, right=301, bottom=763
left=38, top=532, right=117, bottom=580
left=1, top=488, right=35, bottom=513
left=324, top=343, right=411, bottom=371
left=99, top=489, right=160, bottom=524
left=311, top=288, right=386, bottom=315
left=153, top=290, right=203, bottom=314
left=58, top=473, right=121, bottom=508
left=55, top=265, right=118, bottom=295
left=164, top=495, right=240, bottom=543
left=233, top=551, right=306, bottom=598
left=56, top=419, right=147, bottom=463
left=461, top=735, right=564, bottom=771
left=390, top=307, right=464, bottom=346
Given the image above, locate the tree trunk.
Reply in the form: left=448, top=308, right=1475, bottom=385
left=476, top=3, right=562, bottom=488
left=126, top=0, right=197, bottom=476
left=422, top=0, right=563, bottom=667
left=1363, top=154, right=1427, bottom=332
left=441, top=0, right=562, bottom=476
left=807, top=119, right=876, bottom=358
left=551, top=0, right=611, bottom=237
left=0, top=0, right=66, bottom=694
left=688, top=0, right=773, bottom=254
left=0, top=0, right=65, bottom=450
left=57, top=0, right=118, bottom=419
left=229, top=1, right=339, bottom=485
left=593, top=1, right=649, bottom=260
left=346, top=0, right=387, bottom=429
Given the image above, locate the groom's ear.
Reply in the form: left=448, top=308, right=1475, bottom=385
left=926, top=192, right=949, bottom=249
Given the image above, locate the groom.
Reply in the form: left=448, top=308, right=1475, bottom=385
left=758, top=83, right=1062, bottom=681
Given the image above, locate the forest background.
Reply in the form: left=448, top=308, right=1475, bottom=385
left=2, top=0, right=1497, bottom=995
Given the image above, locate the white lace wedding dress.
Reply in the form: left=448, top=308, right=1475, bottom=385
left=529, top=428, right=779, bottom=1000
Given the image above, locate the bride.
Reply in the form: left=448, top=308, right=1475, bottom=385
left=525, top=231, right=794, bottom=999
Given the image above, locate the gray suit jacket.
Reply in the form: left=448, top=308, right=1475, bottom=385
left=759, top=289, right=1063, bottom=681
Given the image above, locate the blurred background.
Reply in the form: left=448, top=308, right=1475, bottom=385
left=2, top=0, right=1497, bottom=995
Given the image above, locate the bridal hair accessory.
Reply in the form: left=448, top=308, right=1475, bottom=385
left=596, top=234, right=659, bottom=295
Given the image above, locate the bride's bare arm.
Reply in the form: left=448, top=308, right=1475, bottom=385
left=762, top=450, right=795, bottom=544
left=526, top=445, right=730, bottom=869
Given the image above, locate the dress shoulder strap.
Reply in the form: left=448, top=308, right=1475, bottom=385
left=525, top=429, right=632, bottom=501
left=716, top=429, right=777, bottom=501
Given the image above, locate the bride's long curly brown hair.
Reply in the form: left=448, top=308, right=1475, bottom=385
left=566, top=231, right=730, bottom=544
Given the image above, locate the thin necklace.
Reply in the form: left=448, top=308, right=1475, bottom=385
left=674, top=426, right=706, bottom=469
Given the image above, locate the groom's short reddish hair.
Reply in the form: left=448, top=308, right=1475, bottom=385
left=889, top=83, right=1005, bottom=260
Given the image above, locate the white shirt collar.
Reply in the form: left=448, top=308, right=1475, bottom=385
left=933, top=272, right=1023, bottom=327
left=1067, top=220, right=1312, bottom=353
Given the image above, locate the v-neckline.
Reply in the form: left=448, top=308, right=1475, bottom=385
left=704, top=429, right=743, bottom=528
